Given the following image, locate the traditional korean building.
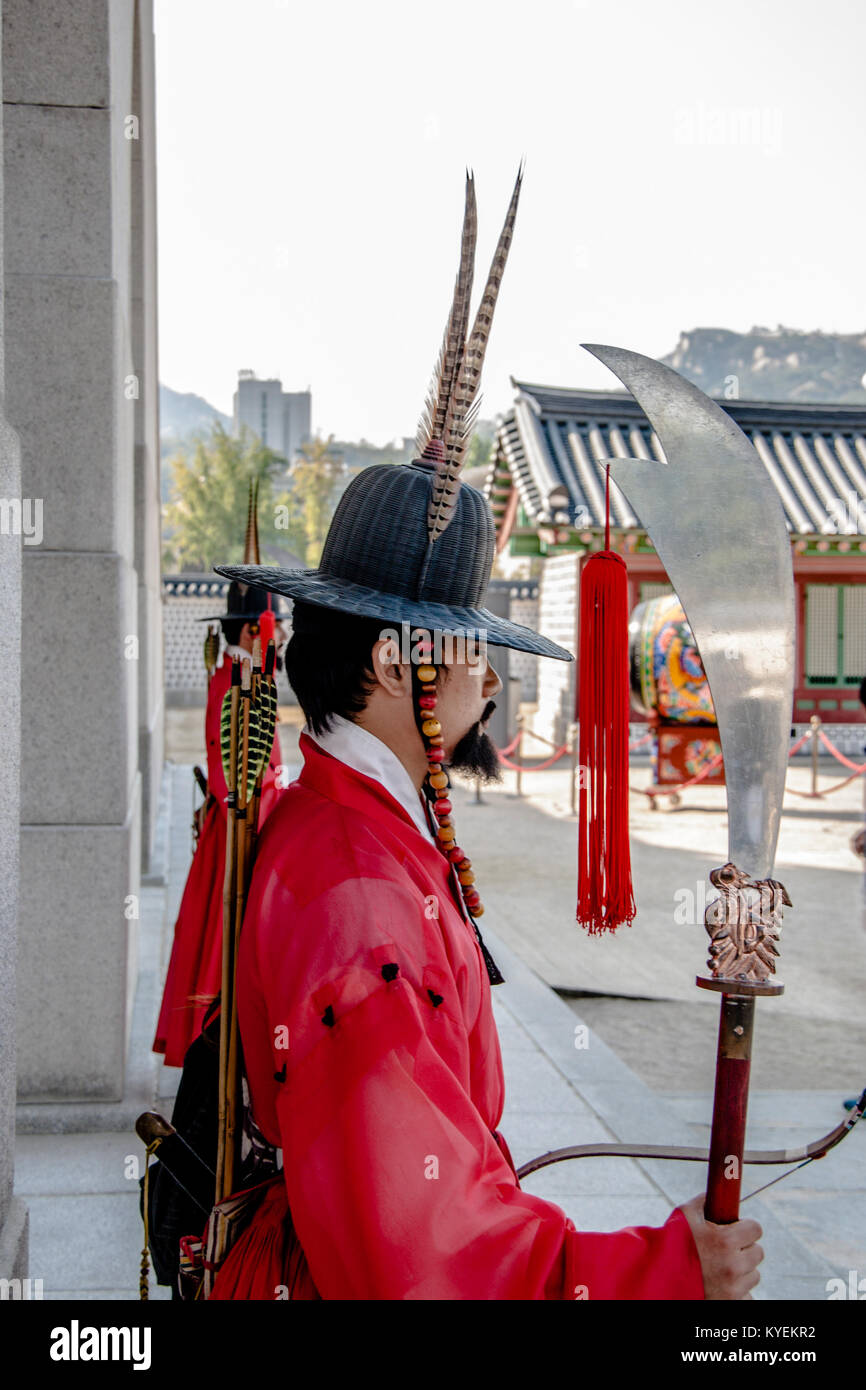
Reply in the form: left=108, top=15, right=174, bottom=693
left=485, top=380, right=866, bottom=752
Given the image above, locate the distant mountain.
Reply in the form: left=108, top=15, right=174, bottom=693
left=660, top=327, right=866, bottom=405
left=159, top=385, right=234, bottom=501
left=160, top=384, right=232, bottom=444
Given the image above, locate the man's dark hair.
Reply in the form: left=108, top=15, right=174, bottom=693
left=285, top=601, right=402, bottom=735
left=221, top=617, right=245, bottom=647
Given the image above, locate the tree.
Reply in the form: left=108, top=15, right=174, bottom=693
left=465, top=430, right=495, bottom=472
left=286, top=435, right=347, bottom=566
left=161, top=423, right=286, bottom=573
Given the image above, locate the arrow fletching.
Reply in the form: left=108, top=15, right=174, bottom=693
left=204, top=625, right=220, bottom=679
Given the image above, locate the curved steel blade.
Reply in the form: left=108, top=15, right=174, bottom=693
left=582, top=343, right=795, bottom=879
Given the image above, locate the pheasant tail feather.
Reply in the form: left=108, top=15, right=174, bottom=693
left=425, top=163, right=523, bottom=546
left=242, top=478, right=261, bottom=569
left=415, top=172, right=478, bottom=460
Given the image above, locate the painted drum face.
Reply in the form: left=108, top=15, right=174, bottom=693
left=628, top=593, right=716, bottom=724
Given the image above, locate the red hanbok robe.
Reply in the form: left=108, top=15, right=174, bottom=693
left=153, top=654, right=283, bottom=1066
left=211, top=731, right=704, bottom=1300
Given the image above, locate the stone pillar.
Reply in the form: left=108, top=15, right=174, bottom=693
left=0, top=0, right=27, bottom=1278
left=4, top=0, right=154, bottom=1101
left=131, top=1, right=163, bottom=868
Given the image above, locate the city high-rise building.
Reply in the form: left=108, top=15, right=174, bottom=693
left=233, top=369, right=312, bottom=462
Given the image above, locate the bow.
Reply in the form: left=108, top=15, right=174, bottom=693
left=517, top=1086, right=865, bottom=1198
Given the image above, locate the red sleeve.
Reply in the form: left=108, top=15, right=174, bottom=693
left=251, top=873, right=705, bottom=1301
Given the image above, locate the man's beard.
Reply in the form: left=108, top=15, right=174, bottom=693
left=447, top=701, right=502, bottom=783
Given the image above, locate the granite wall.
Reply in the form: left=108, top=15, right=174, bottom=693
left=0, top=0, right=27, bottom=1281
left=4, top=0, right=162, bottom=1105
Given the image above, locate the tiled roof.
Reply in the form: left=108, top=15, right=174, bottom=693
left=487, top=379, right=866, bottom=536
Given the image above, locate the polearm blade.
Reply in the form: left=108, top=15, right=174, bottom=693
left=582, top=344, right=796, bottom=1224
left=582, top=343, right=795, bottom=879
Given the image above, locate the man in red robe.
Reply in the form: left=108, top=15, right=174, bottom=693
left=209, top=606, right=762, bottom=1300
left=208, top=171, right=763, bottom=1299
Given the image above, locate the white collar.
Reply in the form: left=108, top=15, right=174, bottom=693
left=221, top=643, right=252, bottom=666
left=303, top=714, right=436, bottom=843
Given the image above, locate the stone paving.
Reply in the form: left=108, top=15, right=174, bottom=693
left=13, top=711, right=866, bottom=1300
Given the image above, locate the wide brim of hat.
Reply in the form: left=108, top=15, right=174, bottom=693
left=214, top=564, right=574, bottom=662
left=196, top=610, right=290, bottom=623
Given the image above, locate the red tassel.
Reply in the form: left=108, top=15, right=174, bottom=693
left=259, top=607, right=275, bottom=651
left=577, top=471, right=636, bottom=935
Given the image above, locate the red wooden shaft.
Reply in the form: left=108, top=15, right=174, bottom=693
left=704, top=994, right=755, bottom=1224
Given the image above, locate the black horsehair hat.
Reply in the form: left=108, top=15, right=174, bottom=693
left=216, top=169, right=572, bottom=665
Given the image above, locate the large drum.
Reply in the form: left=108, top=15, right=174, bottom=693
left=628, top=593, right=716, bottom=724
left=628, top=594, right=723, bottom=797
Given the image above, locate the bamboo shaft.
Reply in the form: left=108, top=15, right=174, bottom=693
left=209, top=663, right=241, bottom=1298
left=224, top=669, right=252, bottom=1196
left=215, top=676, right=239, bottom=1204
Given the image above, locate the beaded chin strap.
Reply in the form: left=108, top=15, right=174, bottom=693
left=411, top=639, right=504, bottom=986
left=413, top=637, right=482, bottom=918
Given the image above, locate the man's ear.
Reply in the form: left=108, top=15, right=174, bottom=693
left=370, top=638, right=410, bottom=698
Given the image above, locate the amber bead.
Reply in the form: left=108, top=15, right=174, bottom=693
left=437, top=825, right=456, bottom=842
left=429, top=771, right=448, bottom=790
left=458, top=869, right=475, bottom=886
left=471, top=904, right=485, bottom=917
left=417, top=665, right=436, bottom=683
left=421, top=718, right=441, bottom=737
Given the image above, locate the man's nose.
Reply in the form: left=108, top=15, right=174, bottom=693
left=483, top=659, right=503, bottom=700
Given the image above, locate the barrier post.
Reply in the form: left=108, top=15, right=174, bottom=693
left=810, top=713, right=821, bottom=797
left=475, top=776, right=482, bottom=804
left=515, top=714, right=524, bottom=799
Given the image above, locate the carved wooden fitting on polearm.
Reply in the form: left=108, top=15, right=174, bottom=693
left=700, top=861, right=791, bottom=994
left=696, top=862, right=790, bottom=1222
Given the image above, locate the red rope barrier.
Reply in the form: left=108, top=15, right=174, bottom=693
left=788, top=729, right=813, bottom=757
left=787, top=769, right=865, bottom=798
left=497, top=744, right=570, bottom=773
left=519, top=726, right=568, bottom=753
left=489, top=719, right=863, bottom=801
left=496, top=730, right=522, bottom=757
left=816, top=728, right=866, bottom=773
left=631, top=751, right=724, bottom=800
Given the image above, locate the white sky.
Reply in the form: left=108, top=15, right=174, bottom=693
left=154, top=0, right=866, bottom=445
